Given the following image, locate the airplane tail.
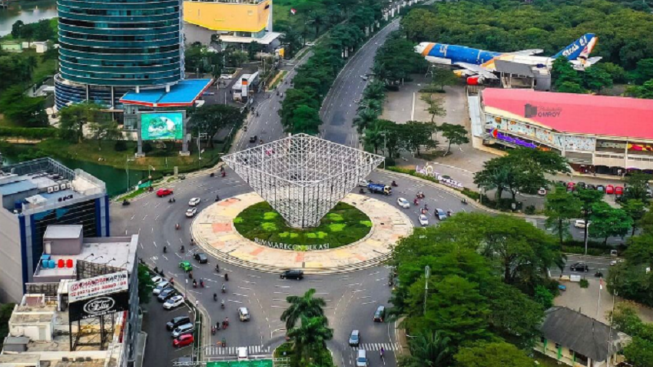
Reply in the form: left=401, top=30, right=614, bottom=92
left=553, top=33, right=597, bottom=60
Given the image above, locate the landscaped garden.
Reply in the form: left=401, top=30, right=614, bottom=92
left=233, top=202, right=372, bottom=249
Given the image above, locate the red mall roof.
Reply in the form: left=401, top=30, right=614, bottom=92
left=482, top=89, right=653, bottom=141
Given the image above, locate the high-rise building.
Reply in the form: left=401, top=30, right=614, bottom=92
left=55, top=0, right=185, bottom=110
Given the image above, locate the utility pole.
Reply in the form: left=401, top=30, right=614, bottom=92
left=584, top=222, right=592, bottom=255
left=125, top=158, right=134, bottom=190
left=423, top=265, right=430, bottom=316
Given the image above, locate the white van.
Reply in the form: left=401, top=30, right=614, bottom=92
left=356, top=349, right=368, bottom=366
left=237, top=347, right=248, bottom=361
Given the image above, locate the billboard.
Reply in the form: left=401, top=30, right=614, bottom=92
left=69, top=291, right=130, bottom=321
left=68, top=271, right=129, bottom=303
left=140, top=112, right=184, bottom=141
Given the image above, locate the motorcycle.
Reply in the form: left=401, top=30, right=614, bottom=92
left=359, top=188, right=365, bottom=194
left=200, top=280, right=205, bottom=288
left=211, top=326, right=216, bottom=335
left=221, top=285, right=226, bottom=294
left=222, top=319, right=229, bottom=329
left=122, top=200, right=130, bottom=206
left=215, top=264, right=220, bottom=273
left=180, top=246, right=185, bottom=253
left=215, top=195, right=220, bottom=202
left=595, top=271, right=604, bottom=278
left=163, top=246, right=167, bottom=254
left=461, top=198, right=468, bottom=205
left=175, top=223, right=180, bottom=230
left=413, top=199, right=419, bottom=206
left=221, top=300, right=225, bottom=309
left=224, top=273, right=229, bottom=281
left=210, top=172, right=215, bottom=177
left=391, top=181, right=398, bottom=187
left=190, top=239, right=195, bottom=246
left=193, top=280, right=197, bottom=288
left=221, top=171, right=226, bottom=178
left=214, top=293, right=218, bottom=302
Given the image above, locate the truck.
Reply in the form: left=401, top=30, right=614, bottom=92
left=367, top=183, right=392, bottom=195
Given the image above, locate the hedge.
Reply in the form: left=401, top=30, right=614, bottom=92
left=0, top=127, right=58, bottom=139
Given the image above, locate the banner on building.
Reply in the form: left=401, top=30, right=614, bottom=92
left=68, top=271, right=129, bottom=303
left=69, top=291, right=130, bottom=321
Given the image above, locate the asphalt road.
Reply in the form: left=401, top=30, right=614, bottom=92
left=320, top=19, right=401, bottom=147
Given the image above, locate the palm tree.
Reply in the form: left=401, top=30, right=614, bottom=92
left=398, top=330, right=451, bottom=367
left=280, top=288, right=326, bottom=331
left=287, top=315, right=333, bottom=366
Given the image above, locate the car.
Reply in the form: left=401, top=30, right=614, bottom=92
left=167, top=316, right=191, bottom=331
left=373, top=305, right=385, bottom=322
left=574, top=219, right=588, bottom=229
left=418, top=214, right=429, bottom=226
left=179, top=261, right=192, bottom=272
left=537, top=187, right=547, bottom=196
left=615, top=186, right=624, bottom=196
left=356, top=349, right=368, bottom=367
left=570, top=263, right=589, bottom=272
left=556, top=180, right=567, bottom=187
left=577, top=182, right=587, bottom=189
left=597, top=185, right=605, bottom=192
left=173, top=333, right=194, bottom=348
left=153, top=280, right=171, bottom=295
left=193, top=253, right=208, bottom=264
left=185, top=207, right=198, bottom=218
left=566, top=182, right=575, bottom=191
left=606, top=185, right=615, bottom=194
left=610, top=259, right=625, bottom=266
left=360, top=75, right=368, bottom=81
left=188, top=197, right=201, bottom=206
left=434, top=208, right=447, bottom=221
left=249, top=135, right=257, bottom=143
left=158, top=288, right=177, bottom=302
left=237, top=347, right=249, bottom=361
left=586, top=184, right=597, bottom=190
left=349, top=330, right=360, bottom=347
left=396, top=197, right=410, bottom=209
left=157, top=188, right=173, bottom=197
left=358, top=179, right=370, bottom=187
left=151, top=275, right=164, bottom=284
left=238, top=307, right=250, bottom=321
left=280, top=269, right=304, bottom=280
left=172, top=323, right=194, bottom=338
left=164, top=295, right=185, bottom=310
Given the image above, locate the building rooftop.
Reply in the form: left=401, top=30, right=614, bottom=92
left=0, top=158, right=106, bottom=215
left=540, top=307, right=630, bottom=362
left=483, top=88, right=653, bottom=141
left=219, top=31, right=281, bottom=45
left=120, top=79, right=213, bottom=107
left=44, top=225, right=83, bottom=240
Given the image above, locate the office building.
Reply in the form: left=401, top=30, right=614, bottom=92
left=0, top=158, right=109, bottom=302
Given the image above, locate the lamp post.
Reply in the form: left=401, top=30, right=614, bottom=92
left=584, top=221, right=592, bottom=256
left=125, top=158, right=135, bottom=190
left=423, top=265, right=430, bottom=316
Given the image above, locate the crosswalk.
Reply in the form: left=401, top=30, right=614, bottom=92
left=205, top=345, right=270, bottom=356
left=351, top=343, right=401, bottom=352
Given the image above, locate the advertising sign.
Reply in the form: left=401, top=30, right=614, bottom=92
left=68, top=271, right=129, bottom=303
left=69, top=291, right=129, bottom=321
left=140, top=112, right=184, bottom=141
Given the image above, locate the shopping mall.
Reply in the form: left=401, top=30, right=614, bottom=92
left=469, top=89, right=653, bottom=175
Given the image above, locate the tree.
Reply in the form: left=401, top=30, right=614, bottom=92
left=438, top=123, right=468, bottom=156
left=137, top=264, right=155, bottom=304
left=626, top=80, right=653, bottom=99
left=556, top=81, right=586, bottom=94
left=373, top=31, right=427, bottom=86
left=291, top=105, right=322, bottom=134
left=454, top=342, right=536, bottom=367
left=11, top=20, right=24, bottom=39
left=397, top=121, right=438, bottom=156
left=421, top=93, right=445, bottom=123
left=624, top=172, right=651, bottom=203
left=583, top=66, right=613, bottom=93
left=610, top=304, right=653, bottom=367
left=190, top=104, right=243, bottom=148
left=398, top=330, right=452, bottom=367
left=533, top=285, right=554, bottom=309
left=59, top=102, right=104, bottom=143
left=551, top=56, right=582, bottom=91
left=624, top=234, right=653, bottom=267
left=545, top=186, right=582, bottom=245
left=88, top=120, right=121, bottom=148
left=633, top=58, right=653, bottom=85
left=0, top=302, right=14, bottom=340
left=430, top=67, right=458, bottom=92
left=281, top=288, right=326, bottom=331
left=0, top=86, right=47, bottom=127
left=575, top=188, right=605, bottom=243
left=624, top=336, right=653, bottom=367
left=486, top=283, right=543, bottom=347
left=287, top=315, right=333, bottom=367
left=588, top=202, right=633, bottom=245
left=622, top=199, right=646, bottom=235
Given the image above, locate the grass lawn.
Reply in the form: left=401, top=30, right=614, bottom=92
left=36, top=139, right=225, bottom=174
left=234, top=202, right=372, bottom=249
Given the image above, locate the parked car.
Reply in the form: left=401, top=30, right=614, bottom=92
left=606, top=185, right=615, bottom=194
left=157, top=188, right=173, bottom=197
left=349, top=330, right=361, bottom=347
left=434, top=208, right=447, bottom=221
left=537, top=187, right=547, bottom=196
left=280, top=269, right=304, bottom=280
left=574, top=219, right=588, bottom=229
left=418, top=214, right=429, bottom=226
left=567, top=182, right=575, bottom=191
left=164, top=295, right=185, bottom=310
left=615, top=186, right=624, bottom=196
left=556, top=180, right=567, bottom=187
left=157, top=288, right=177, bottom=302
left=577, top=182, right=587, bottom=189
left=179, top=261, right=192, bottom=272
left=249, top=135, right=257, bottom=143
left=358, top=180, right=370, bottom=187
left=373, top=305, right=385, bottom=322
left=185, top=208, right=198, bottom=218
left=356, top=349, right=369, bottom=367
left=188, top=197, right=201, bottom=206
left=151, top=275, right=164, bottom=284
left=167, top=316, right=191, bottom=331
left=173, top=333, right=194, bottom=348
left=153, top=281, right=171, bottom=295
left=238, top=307, right=250, bottom=321
left=360, top=75, right=368, bottom=81
left=172, top=323, right=194, bottom=338
left=586, top=184, right=596, bottom=190
left=597, top=185, right=605, bottom=192
left=194, top=253, right=208, bottom=264
left=570, top=263, right=589, bottom=272
left=396, top=197, right=410, bottom=209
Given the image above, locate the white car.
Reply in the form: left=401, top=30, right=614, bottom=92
left=163, top=295, right=185, bottom=310
left=188, top=197, right=201, bottom=206
left=151, top=275, right=163, bottom=284
left=358, top=180, right=370, bottom=187
left=186, top=208, right=198, bottom=218
left=418, top=214, right=429, bottom=226
left=538, top=187, right=547, bottom=196
left=397, top=197, right=410, bottom=209
left=574, top=219, right=588, bottom=229
left=153, top=280, right=170, bottom=295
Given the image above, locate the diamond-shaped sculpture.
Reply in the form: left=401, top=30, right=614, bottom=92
left=222, top=133, right=385, bottom=228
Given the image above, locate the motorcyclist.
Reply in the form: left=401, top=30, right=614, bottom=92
left=181, top=245, right=185, bottom=253
left=214, top=293, right=218, bottom=301
left=215, top=264, right=220, bottom=273
left=380, top=347, right=385, bottom=358
left=221, top=299, right=225, bottom=309
left=224, top=273, right=229, bottom=281
left=175, top=223, right=180, bottom=230
left=163, top=246, right=167, bottom=254
left=193, top=279, right=197, bottom=287
left=190, top=238, right=195, bottom=246
left=222, top=284, right=226, bottom=293
left=215, top=195, right=220, bottom=202
left=200, top=279, right=205, bottom=288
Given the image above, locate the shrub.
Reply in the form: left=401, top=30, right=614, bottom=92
left=524, top=205, right=536, bottom=215
left=462, top=188, right=480, bottom=200
left=114, top=140, right=127, bottom=151
left=142, top=142, right=153, bottom=153
left=580, top=279, right=589, bottom=288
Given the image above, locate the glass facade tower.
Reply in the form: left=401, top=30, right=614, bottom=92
left=55, top=0, right=184, bottom=109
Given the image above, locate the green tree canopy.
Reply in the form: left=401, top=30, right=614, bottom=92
left=545, top=186, right=582, bottom=245
left=281, top=288, right=327, bottom=331
left=588, top=202, right=633, bottom=245
left=190, top=104, right=244, bottom=148
left=438, top=123, right=469, bottom=156
left=454, top=342, right=536, bottom=367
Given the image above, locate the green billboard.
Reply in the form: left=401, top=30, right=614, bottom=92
left=206, top=360, right=273, bottom=367
left=140, top=112, right=184, bottom=141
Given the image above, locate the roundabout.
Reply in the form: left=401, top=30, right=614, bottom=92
left=191, top=192, right=413, bottom=273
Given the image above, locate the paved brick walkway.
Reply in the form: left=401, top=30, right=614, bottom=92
left=191, top=192, right=413, bottom=273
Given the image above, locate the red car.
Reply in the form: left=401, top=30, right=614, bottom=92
left=156, top=188, right=173, bottom=197
left=606, top=185, right=614, bottom=194
left=615, top=186, right=624, bottom=196
left=173, top=333, right=194, bottom=348
left=566, top=182, right=575, bottom=191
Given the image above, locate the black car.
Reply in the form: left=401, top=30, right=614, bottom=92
left=194, top=253, right=208, bottom=264
left=570, top=263, right=589, bottom=272
left=280, top=270, right=304, bottom=280
left=577, top=182, right=587, bottom=189
left=167, top=316, right=191, bottom=331
left=586, top=184, right=596, bottom=190
left=249, top=135, right=257, bottom=143
left=373, top=305, right=385, bottom=322
left=158, top=288, right=177, bottom=302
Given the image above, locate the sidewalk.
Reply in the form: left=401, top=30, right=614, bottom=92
left=191, top=192, right=413, bottom=274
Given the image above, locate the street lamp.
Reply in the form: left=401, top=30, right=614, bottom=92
left=584, top=221, right=592, bottom=256
left=423, top=265, right=430, bottom=316
left=125, top=158, right=135, bottom=190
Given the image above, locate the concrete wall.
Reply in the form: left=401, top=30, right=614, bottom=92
left=0, top=209, right=24, bottom=302
left=46, top=237, right=83, bottom=255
